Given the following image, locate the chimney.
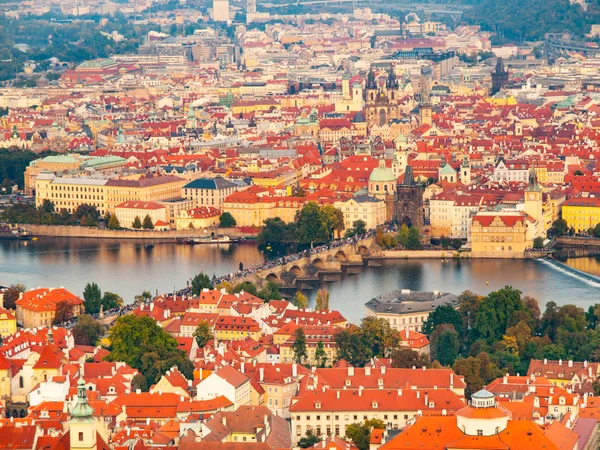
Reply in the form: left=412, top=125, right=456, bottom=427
left=336, top=391, right=340, bottom=399
left=241, top=362, right=245, bottom=373
left=398, top=389, right=402, bottom=396
left=503, top=374, right=508, bottom=384
left=425, top=394, right=429, bottom=406
left=416, top=391, right=420, bottom=399
left=348, top=366, right=354, bottom=377
left=568, top=360, right=573, bottom=368
left=358, top=386, right=363, bottom=396
left=292, top=363, right=297, bottom=377
left=544, top=358, right=547, bottom=365
left=450, top=373, right=453, bottom=387
left=259, top=367, right=264, bottom=382
left=381, top=366, right=386, bottom=375
left=559, top=359, right=562, bottom=366
left=222, top=416, right=227, bottom=426
left=365, top=366, right=371, bottom=376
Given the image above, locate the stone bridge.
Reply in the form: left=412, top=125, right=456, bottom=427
left=235, top=236, right=381, bottom=288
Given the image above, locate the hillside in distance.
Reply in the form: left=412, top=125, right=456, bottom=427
left=459, top=0, right=598, bottom=40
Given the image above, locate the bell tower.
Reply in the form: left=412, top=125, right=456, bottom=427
left=69, top=378, right=98, bottom=450
left=524, top=163, right=543, bottom=236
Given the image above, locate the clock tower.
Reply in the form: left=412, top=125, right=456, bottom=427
left=524, top=163, right=543, bottom=236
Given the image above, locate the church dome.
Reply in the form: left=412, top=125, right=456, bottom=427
left=369, top=160, right=396, bottom=183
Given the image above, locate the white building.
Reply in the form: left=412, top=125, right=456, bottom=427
left=196, top=365, right=251, bottom=409
left=212, top=0, right=230, bottom=21
left=114, top=201, right=168, bottom=229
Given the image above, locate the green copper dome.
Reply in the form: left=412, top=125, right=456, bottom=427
left=369, top=161, right=396, bottom=183
left=71, top=378, right=94, bottom=420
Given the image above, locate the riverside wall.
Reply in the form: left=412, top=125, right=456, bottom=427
left=23, top=224, right=259, bottom=240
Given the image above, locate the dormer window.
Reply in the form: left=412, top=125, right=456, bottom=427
left=315, top=402, right=321, bottom=409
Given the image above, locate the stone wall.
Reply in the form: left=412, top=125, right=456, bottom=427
left=23, top=224, right=258, bottom=240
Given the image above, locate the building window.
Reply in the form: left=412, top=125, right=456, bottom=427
left=477, top=430, right=483, bottom=436
left=79, top=432, right=84, bottom=441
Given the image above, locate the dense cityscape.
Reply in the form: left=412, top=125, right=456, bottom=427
left=3, top=0, right=600, bottom=449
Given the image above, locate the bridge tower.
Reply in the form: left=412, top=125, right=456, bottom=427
left=491, top=58, right=509, bottom=95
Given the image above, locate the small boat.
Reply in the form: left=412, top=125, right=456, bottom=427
left=144, top=243, right=155, bottom=249
left=0, top=227, right=34, bottom=240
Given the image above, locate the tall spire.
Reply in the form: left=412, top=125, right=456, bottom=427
left=71, top=378, right=94, bottom=420
left=526, top=162, right=542, bottom=192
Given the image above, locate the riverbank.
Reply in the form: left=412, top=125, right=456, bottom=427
left=21, top=224, right=259, bottom=240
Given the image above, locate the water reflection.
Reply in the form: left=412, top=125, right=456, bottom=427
left=2, top=238, right=600, bottom=324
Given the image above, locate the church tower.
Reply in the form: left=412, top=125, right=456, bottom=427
left=524, top=163, right=543, bottom=236
left=419, top=82, right=432, bottom=126
left=461, top=156, right=471, bottom=185
left=69, top=378, right=97, bottom=450
left=365, top=66, right=400, bottom=130
left=492, top=57, right=509, bottom=95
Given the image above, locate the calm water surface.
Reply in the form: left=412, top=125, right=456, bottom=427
left=1, top=238, right=599, bottom=324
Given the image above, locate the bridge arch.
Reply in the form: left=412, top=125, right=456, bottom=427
left=312, top=257, right=326, bottom=269
left=335, top=250, right=347, bottom=261
left=289, top=265, right=304, bottom=277
left=265, top=273, right=281, bottom=284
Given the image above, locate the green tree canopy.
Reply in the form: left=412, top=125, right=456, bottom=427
left=219, top=212, right=237, bottom=228
left=72, top=314, right=104, bottom=346
left=193, top=321, right=214, bottom=348
left=2, top=283, right=25, bottom=310
left=107, top=214, right=120, bottom=229
left=142, top=214, right=154, bottom=229
left=292, top=291, right=309, bottom=308
left=345, top=419, right=386, bottom=450
left=257, top=281, right=281, bottom=302
left=292, top=327, right=307, bottom=363
left=83, top=282, right=102, bottom=314
left=390, top=347, right=430, bottom=368
left=473, top=286, right=525, bottom=343
left=132, top=216, right=142, bottom=229
left=191, top=273, right=214, bottom=295
left=106, top=314, right=194, bottom=385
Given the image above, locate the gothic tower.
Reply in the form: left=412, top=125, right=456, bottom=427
left=491, top=57, right=509, bottom=95
left=365, top=66, right=400, bottom=130
left=524, top=163, right=543, bottom=236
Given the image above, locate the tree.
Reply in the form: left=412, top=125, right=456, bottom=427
left=315, top=289, right=330, bottom=311
left=132, top=216, right=142, bottom=229
left=453, top=352, right=499, bottom=399
left=298, top=429, right=320, bottom=448
left=106, top=315, right=194, bottom=385
left=257, top=281, right=282, bottom=302
left=593, top=379, right=600, bottom=397
left=430, top=325, right=459, bottom=366
left=72, top=314, right=104, bottom=346
left=345, top=419, right=386, bottom=450
left=533, top=237, right=544, bottom=248
left=191, top=273, right=213, bottom=295
left=193, top=321, right=214, bottom=348
left=134, top=290, right=152, bottom=305
left=473, top=286, right=525, bottom=343
left=219, top=212, right=236, bottom=228
left=551, top=219, right=568, bottom=236
left=315, top=340, right=327, bottom=368
left=422, top=304, right=463, bottom=336
left=232, top=281, right=258, bottom=296
left=352, top=219, right=367, bottom=236
left=397, top=224, right=409, bottom=248
left=292, top=327, right=307, bottom=363
left=142, top=214, right=154, bottom=230
left=258, top=217, right=297, bottom=245
left=292, top=291, right=309, bottom=308
left=296, top=202, right=328, bottom=244
left=3, top=284, right=25, bottom=309
left=360, top=316, right=399, bottom=358
left=335, top=325, right=372, bottom=367
left=390, top=347, right=430, bottom=368
left=406, top=227, right=422, bottom=250
left=107, top=214, right=120, bottom=230
left=101, top=292, right=123, bottom=311
left=594, top=224, right=600, bottom=238
left=132, top=373, right=148, bottom=392
left=83, top=282, right=102, bottom=314
left=53, top=300, right=74, bottom=324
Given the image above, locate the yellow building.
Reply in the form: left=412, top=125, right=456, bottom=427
left=15, top=288, right=84, bottom=329
left=35, top=174, right=185, bottom=216
left=561, top=197, right=600, bottom=233
left=251, top=166, right=301, bottom=188
left=231, top=99, right=280, bottom=114
left=175, top=207, right=221, bottom=230
left=334, top=195, right=386, bottom=231
left=0, top=308, right=17, bottom=338
left=470, top=212, right=533, bottom=258
left=214, top=316, right=261, bottom=341
left=223, top=192, right=303, bottom=227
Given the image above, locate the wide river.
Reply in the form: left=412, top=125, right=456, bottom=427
left=1, top=238, right=599, bottom=324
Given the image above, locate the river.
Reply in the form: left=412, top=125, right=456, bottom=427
left=1, top=238, right=599, bottom=324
